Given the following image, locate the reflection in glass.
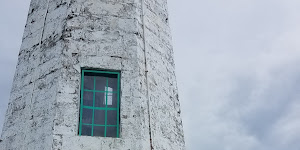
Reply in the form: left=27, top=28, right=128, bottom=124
left=104, top=87, right=114, bottom=106
left=107, top=93, right=117, bottom=108
left=108, top=77, right=118, bottom=91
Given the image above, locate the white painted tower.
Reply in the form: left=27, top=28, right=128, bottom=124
left=0, top=0, right=185, bottom=149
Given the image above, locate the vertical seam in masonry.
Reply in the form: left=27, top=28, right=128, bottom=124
left=27, top=0, right=50, bottom=144
left=40, top=0, right=50, bottom=45
left=52, top=1, right=72, bottom=148
left=141, top=0, right=154, bottom=149
left=30, top=0, right=50, bottom=113
left=30, top=0, right=50, bottom=108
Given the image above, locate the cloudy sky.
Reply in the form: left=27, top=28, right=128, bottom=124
left=1, top=0, right=300, bottom=149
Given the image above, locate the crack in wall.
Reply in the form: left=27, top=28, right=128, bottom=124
left=141, top=0, right=154, bottom=149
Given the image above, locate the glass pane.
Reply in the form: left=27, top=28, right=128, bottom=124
left=106, top=92, right=117, bottom=108
left=95, top=76, right=106, bottom=91
left=93, top=126, right=105, bottom=137
left=82, top=108, right=93, bottom=124
left=84, top=76, right=94, bottom=90
left=95, top=92, right=105, bottom=107
left=108, top=77, right=118, bottom=92
left=83, top=91, right=93, bottom=106
left=94, top=110, right=105, bottom=125
left=106, top=127, right=117, bottom=137
left=107, top=110, right=117, bottom=125
left=81, top=125, right=92, bottom=136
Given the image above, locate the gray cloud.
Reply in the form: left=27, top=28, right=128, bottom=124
left=169, top=0, right=300, bottom=149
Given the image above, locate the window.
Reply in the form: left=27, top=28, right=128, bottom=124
left=79, top=69, right=120, bottom=137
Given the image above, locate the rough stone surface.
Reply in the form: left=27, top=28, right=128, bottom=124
left=0, top=0, right=185, bottom=149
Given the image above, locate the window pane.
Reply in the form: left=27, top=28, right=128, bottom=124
left=81, top=125, right=92, bottom=136
left=107, top=93, right=117, bottom=108
left=106, top=127, right=117, bottom=137
left=83, top=91, right=93, bottom=106
left=80, top=70, right=120, bottom=138
left=93, top=126, right=105, bottom=137
left=95, top=92, right=105, bottom=108
left=108, top=77, right=118, bottom=92
left=107, top=110, right=117, bottom=125
left=94, top=110, right=105, bottom=125
left=95, top=76, right=106, bottom=91
left=84, top=76, right=94, bottom=90
left=82, top=108, right=93, bottom=124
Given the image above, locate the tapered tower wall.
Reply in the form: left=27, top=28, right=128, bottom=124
left=0, top=0, right=185, bottom=149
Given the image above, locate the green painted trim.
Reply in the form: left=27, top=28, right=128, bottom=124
left=82, top=106, right=117, bottom=110
left=79, top=69, right=120, bottom=138
left=82, top=123, right=117, bottom=127
left=117, top=73, right=120, bottom=138
left=83, top=70, right=120, bottom=75
left=84, top=89, right=117, bottom=93
left=91, top=76, right=96, bottom=136
left=79, top=70, right=84, bottom=136
left=104, top=78, right=108, bottom=137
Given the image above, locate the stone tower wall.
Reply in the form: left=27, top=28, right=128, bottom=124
left=0, top=0, right=185, bottom=149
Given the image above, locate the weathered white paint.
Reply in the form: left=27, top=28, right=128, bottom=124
left=0, top=0, right=185, bottom=149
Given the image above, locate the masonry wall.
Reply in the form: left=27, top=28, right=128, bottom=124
left=142, top=1, right=185, bottom=149
left=0, top=0, right=185, bottom=149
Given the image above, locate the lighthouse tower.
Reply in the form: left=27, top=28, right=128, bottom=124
left=0, top=0, right=185, bottom=149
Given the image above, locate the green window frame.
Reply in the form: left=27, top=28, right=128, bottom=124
left=79, top=69, right=120, bottom=137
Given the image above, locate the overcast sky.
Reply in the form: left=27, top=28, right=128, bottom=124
left=1, top=0, right=300, bottom=150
